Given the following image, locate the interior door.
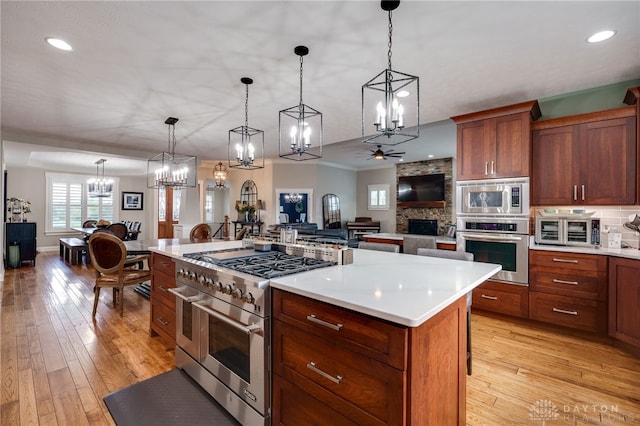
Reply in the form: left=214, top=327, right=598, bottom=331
left=157, top=187, right=180, bottom=238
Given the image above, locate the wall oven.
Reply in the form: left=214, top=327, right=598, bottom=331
left=456, top=177, right=529, bottom=215
left=456, top=217, right=529, bottom=285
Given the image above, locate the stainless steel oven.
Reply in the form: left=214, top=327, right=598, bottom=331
left=457, top=177, right=529, bottom=216
left=456, top=217, right=529, bottom=285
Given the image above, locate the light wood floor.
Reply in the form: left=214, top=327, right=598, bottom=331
left=1, top=252, right=639, bottom=425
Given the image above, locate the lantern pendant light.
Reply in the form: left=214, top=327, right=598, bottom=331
left=228, top=78, right=265, bottom=170
left=147, top=117, right=197, bottom=188
left=362, top=0, right=419, bottom=146
left=213, top=162, right=227, bottom=189
left=87, top=159, right=114, bottom=198
left=279, top=45, right=323, bottom=161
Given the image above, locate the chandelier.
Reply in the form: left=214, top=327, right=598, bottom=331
left=362, top=0, right=419, bottom=146
left=147, top=117, right=197, bottom=188
left=212, top=162, right=227, bottom=189
left=87, top=159, right=113, bottom=198
left=229, top=78, right=264, bottom=170
left=279, top=46, right=323, bottom=161
left=284, top=193, right=303, bottom=203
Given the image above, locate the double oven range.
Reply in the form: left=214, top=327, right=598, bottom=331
left=456, top=177, right=530, bottom=285
left=171, top=247, right=336, bottom=426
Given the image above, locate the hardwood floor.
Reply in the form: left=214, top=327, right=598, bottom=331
left=1, top=251, right=639, bottom=425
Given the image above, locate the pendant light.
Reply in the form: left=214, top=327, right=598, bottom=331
left=362, top=0, right=419, bottom=146
left=213, top=161, right=227, bottom=189
left=228, top=78, right=264, bottom=170
left=87, top=159, right=113, bottom=198
left=279, top=45, right=323, bottom=161
left=147, top=117, right=197, bottom=188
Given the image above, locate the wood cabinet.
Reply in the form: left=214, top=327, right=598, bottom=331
left=471, top=280, right=529, bottom=318
left=5, top=222, right=37, bottom=266
left=529, top=250, right=607, bottom=334
left=272, top=288, right=467, bottom=425
left=608, top=257, right=640, bottom=352
left=452, top=100, right=541, bottom=180
left=531, top=107, right=637, bottom=205
left=149, top=252, right=177, bottom=345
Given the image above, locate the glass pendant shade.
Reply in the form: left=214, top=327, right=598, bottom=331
left=87, top=159, right=114, bottom=198
left=362, top=0, right=419, bottom=146
left=213, top=161, right=227, bottom=189
left=147, top=117, right=197, bottom=188
left=229, top=78, right=265, bottom=170
left=279, top=46, right=323, bottom=161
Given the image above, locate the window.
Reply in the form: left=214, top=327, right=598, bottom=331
left=46, top=172, right=119, bottom=233
left=368, top=184, right=390, bottom=210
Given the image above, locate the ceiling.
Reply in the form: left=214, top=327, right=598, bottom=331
left=2, top=1, right=639, bottom=175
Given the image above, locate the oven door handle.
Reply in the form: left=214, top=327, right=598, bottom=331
left=168, top=287, right=203, bottom=303
left=460, top=234, right=524, bottom=243
left=192, top=301, right=262, bottom=335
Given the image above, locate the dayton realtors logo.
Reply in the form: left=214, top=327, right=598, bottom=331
left=529, top=399, right=634, bottom=423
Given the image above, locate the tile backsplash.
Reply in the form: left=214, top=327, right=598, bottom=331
left=535, top=206, right=640, bottom=249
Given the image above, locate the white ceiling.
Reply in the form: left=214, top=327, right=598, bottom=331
left=2, top=1, right=639, bottom=174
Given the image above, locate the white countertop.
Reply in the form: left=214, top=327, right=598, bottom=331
left=270, top=249, right=501, bottom=327
left=150, top=240, right=243, bottom=258
left=529, top=237, right=640, bottom=260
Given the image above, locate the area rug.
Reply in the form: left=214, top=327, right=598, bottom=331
left=103, top=368, right=240, bottom=426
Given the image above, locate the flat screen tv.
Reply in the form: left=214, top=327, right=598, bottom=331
left=397, top=174, right=445, bottom=203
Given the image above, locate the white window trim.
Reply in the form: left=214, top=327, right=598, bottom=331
left=45, top=172, right=120, bottom=234
left=368, top=184, right=390, bottom=211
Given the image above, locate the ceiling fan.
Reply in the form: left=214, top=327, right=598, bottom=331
left=367, top=145, right=405, bottom=160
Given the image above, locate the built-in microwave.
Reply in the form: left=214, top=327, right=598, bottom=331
left=456, top=178, right=529, bottom=216
left=535, top=216, right=601, bottom=247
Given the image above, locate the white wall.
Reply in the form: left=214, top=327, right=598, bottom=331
left=356, top=167, right=397, bottom=233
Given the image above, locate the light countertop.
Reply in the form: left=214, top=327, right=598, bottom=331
left=529, top=237, right=640, bottom=260
left=270, top=249, right=501, bottom=327
left=149, top=240, right=243, bottom=258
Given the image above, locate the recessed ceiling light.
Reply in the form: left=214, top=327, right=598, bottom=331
left=587, top=30, right=615, bottom=43
left=45, top=37, right=73, bottom=51
left=396, top=90, right=410, bottom=98
left=427, top=154, right=434, bottom=158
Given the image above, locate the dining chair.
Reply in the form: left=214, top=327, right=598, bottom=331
left=190, top=223, right=213, bottom=242
left=128, top=221, right=141, bottom=240
left=417, top=248, right=474, bottom=375
left=82, top=219, right=97, bottom=228
left=358, top=241, right=400, bottom=253
left=87, top=232, right=151, bottom=317
left=106, top=222, right=129, bottom=240
left=403, top=235, right=437, bottom=255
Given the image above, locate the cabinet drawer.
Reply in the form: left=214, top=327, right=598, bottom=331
left=472, top=280, right=529, bottom=318
left=530, top=270, right=606, bottom=301
left=273, top=289, right=407, bottom=369
left=529, top=292, right=607, bottom=334
left=150, top=299, right=176, bottom=341
left=273, top=374, right=361, bottom=426
left=529, top=250, right=604, bottom=273
left=151, top=253, right=175, bottom=276
left=151, top=270, right=177, bottom=310
left=273, top=320, right=403, bottom=426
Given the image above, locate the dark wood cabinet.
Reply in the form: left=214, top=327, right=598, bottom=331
left=452, top=100, right=541, bottom=180
left=5, top=222, right=37, bottom=266
left=608, top=257, right=640, bottom=352
left=272, top=288, right=467, bottom=425
left=529, top=250, right=607, bottom=334
left=149, top=252, right=176, bottom=345
left=471, top=280, right=529, bottom=318
left=531, top=107, right=637, bottom=205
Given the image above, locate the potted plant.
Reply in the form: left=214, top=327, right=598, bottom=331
left=235, top=201, right=249, bottom=221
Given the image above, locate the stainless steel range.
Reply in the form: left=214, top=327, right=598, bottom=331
left=171, top=246, right=338, bottom=426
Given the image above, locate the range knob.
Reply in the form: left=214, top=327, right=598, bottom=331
left=213, top=282, right=224, bottom=292
left=178, top=268, right=186, bottom=278
left=188, top=271, right=197, bottom=280
left=223, top=284, right=233, bottom=295
left=198, top=275, right=206, bottom=285
left=205, top=277, right=214, bottom=287
left=232, top=288, right=243, bottom=299
left=242, top=292, right=255, bottom=304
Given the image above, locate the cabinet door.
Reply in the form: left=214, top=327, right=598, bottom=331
left=578, top=117, right=636, bottom=205
left=456, top=120, right=492, bottom=180
left=494, top=113, right=530, bottom=178
left=531, top=125, right=578, bottom=205
left=609, top=257, right=640, bottom=349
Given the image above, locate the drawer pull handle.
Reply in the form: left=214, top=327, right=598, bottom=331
left=552, top=258, right=578, bottom=264
left=306, top=314, right=343, bottom=331
left=552, top=308, right=578, bottom=316
left=481, top=294, right=498, bottom=300
left=158, top=285, right=168, bottom=292
left=307, top=362, right=342, bottom=384
left=552, top=279, right=578, bottom=286
left=157, top=317, right=169, bottom=326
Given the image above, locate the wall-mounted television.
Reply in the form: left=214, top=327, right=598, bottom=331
left=397, top=174, right=445, bottom=206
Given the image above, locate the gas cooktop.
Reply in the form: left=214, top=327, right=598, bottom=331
left=183, top=250, right=336, bottom=279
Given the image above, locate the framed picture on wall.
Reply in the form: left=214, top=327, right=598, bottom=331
left=122, top=192, right=144, bottom=210
left=446, top=224, right=457, bottom=238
